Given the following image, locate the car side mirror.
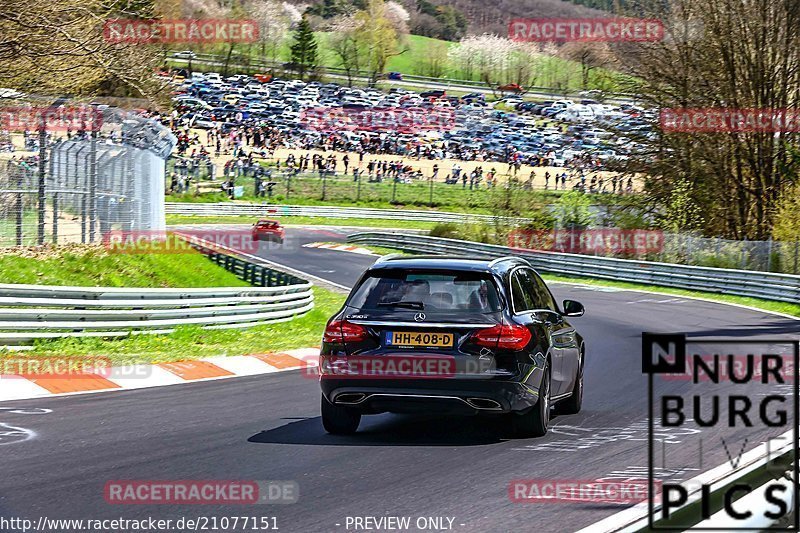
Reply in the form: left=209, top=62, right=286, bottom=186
left=562, top=300, right=585, bottom=317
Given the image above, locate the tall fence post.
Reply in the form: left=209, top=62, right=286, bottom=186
left=15, top=162, right=23, bottom=246
left=37, top=120, right=47, bottom=245
left=52, top=193, right=58, bottom=244
left=80, top=194, right=87, bottom=244
left=88, top=117, right=98, bottom=242
left=50, top=146, right=58, bottom=244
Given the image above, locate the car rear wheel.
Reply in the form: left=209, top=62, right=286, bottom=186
left=321, top=394, right=361, bottom=435
left=556, top=349, right=583, bottom=415
left=514, top=362, right=550, bottom=438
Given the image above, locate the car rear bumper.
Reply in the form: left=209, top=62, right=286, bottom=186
left=252, top=233, right=284, bottom=243
left=320, top=377, right=541, bottom=415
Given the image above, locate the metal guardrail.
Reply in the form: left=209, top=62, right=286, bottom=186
left=0, top=239, right=314, bottom=347
left=346, top=232, right=800, bottom=304
left=165, top=202, right=530, bottom=224
left=189, top=238, right=308, bottom=287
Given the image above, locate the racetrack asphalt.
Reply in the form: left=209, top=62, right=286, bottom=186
left=1, top=226, right=797, bottom=532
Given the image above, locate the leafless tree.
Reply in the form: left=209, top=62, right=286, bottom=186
left=623, top=0, right=800, bottom=239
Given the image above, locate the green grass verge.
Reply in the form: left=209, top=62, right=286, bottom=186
left=166, top=175, right=570, bottom=213
left=166, top=214, right=438, bottom=230
left=174, top=33, right=632, bottom=93
left=0, top=244, right=249, bottom=288
left=8, top=287, right=345, bottom=365
left=0, top=211, right=43, bottom=247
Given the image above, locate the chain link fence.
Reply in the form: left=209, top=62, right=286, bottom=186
left=168, top=167, right=595, bottom=209
left=0, top=102, right=176, bottom=247
left=657, top=233, right=800, bottom=274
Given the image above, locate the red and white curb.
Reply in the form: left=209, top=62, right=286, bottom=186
left=0, top=347, right=319, bottom=402
left=302, top=242, right=377, bottom=255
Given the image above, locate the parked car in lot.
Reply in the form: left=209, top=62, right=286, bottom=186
left=251, top=219, right=285, bottom=243
left=461, top=92, right=485, bottom=102
left=221, top=94, right=240, bottom=105
left=319, top=255, right=586, bottom=437
left=174, top=70, right=646, bottom=174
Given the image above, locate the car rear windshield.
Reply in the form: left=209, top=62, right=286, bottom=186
left=348, top=270, right=502, bottom=313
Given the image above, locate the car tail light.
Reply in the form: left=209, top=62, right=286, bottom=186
left=323, top=320, right=367, bottom=343
left=472, top=324, right=532, bottom=351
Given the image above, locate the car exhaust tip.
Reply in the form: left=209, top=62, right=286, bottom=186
left=335, top=393, right=367, bottom=405
left=465, top=398, right=503, bottom=410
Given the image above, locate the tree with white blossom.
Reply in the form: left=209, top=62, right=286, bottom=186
left=448, top=34, right=543, bottom=90
left=249, top=0, right=296, bottom=66
left=326, top=14, right=364, bottom=86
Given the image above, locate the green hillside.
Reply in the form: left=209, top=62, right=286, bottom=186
left=180, top=33, right=631, bottom=92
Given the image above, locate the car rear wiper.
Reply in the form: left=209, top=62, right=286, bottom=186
left=376, top=301, right=425, bottom=310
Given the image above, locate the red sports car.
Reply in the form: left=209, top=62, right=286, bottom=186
left=252, top=219, right=285, bottom=243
